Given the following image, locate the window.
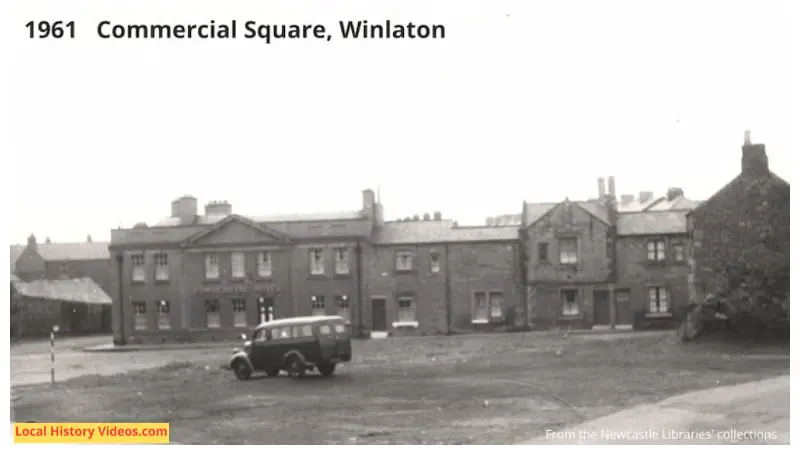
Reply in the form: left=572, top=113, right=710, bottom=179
left=255, top=329, right=269, bottom=342
left=473, top=292, right=488, bottom=321
left=294, top=325, right=313, bottom=337
left=157, top=301, right=170, bottom=330
left=561, top=289, right=579, bottom=316
left=559, top=238, right=578, bottom=265
left=395, top=251, right=413, bottom=271
left=538, top=243, right=549, bottom=262
left=647, top=240, right=666, bottom=261
left=270, top=327, right=290, bottom=340
left=489, top=292, right=504, bottom=319
left=396, top=296, right=415, bottom=322
left=430, top=253, right=441, bottom=273
left=59, top=263, right=69, bottom=278
left=154, top=253, right=169, bottom=281
left=335, top=295, right=350, bottom=323
left=133, top=302, right=147, bottom=330
left=672, top=243, right=685, bottom=262
left=232, top=298, right=247, bottom=327
left=205, top=299, right=220, bottom=328
left=318, top=324, right=332, bottom=335
left=205, top=253, right=220, bottom=279
left=230, top=252, right=245, bottom=278
left=334, top=248, right=349, bottom=275
left=257, top=251, right=272, bottom=277
left=131, top=254, right=146, bottom=282
left=309, top=248, right=325, bottom=275
left=334, top=323, right=346, bottom=334
left=648, top=287, right=669, bottom=314
left=311, top=296, right=326, bottom=316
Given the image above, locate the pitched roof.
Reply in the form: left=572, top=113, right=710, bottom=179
left=10, top=245, right=24, bottom=273
left=689, top=171, right=789, bottom=216
left=523, top=200, right=609, bottom=227
left=645, top=196, right=700, bottom=211
left=372, top=220, right=518, bottom=245
left=617, top=197, right=661, bottom=213
left=153, top=210, right=363, bottom=227
left=10, top=242, right=110, bottom=273
left=617, top=211, right=688, bottom=236
left=11, top=277, right=112, bottom=304
left=184, top=214, right=290, bottom=245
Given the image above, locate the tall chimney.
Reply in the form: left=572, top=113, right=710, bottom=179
left=45, top=237, right=52, bottom=244
left=361, top=189, right=376, bottom=221
left=423, top=213, right=431, bottom=221
left=171, top=196, right=198, bottom=225
left=597, top=177, right=606, bottom=198
left=27, top=234, right=37, bottom=250
left=741, top=131, right=769, bottom=177
left=607, top=176, right=616, bottom=198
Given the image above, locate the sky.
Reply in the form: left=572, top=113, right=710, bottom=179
left=3, top=0, right=797, bottom=245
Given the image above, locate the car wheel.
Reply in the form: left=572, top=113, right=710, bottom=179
left=265, top=368, right=280, bottom=377
left=317, top=363, right=336, bottom=377
left=233, top=361, right=251, bottom=381
left=286, top=356, right=306, bottom=380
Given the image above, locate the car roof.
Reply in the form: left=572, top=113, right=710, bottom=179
left=254, top=315, right=345, bottom=330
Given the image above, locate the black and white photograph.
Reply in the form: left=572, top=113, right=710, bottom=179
left=3, top=0, right=795, bottom=446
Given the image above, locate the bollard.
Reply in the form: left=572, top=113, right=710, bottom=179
left=50, top=325, right=59, bottom=384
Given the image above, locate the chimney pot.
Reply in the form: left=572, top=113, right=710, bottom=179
left=205, top=201, right=232, bottom=216
left=607, top=176, right=616, bottom=197
left=741, top=135, right=769, bottom=176
left=86, top=234, right=93, bottom=243
left=597, top=177, right=606, bottom=198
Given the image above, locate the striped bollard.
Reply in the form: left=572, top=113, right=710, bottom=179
left=50, top=325, right=59, bottom=384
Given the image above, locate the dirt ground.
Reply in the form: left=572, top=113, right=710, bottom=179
left=11, top=331, right=789, bottom=445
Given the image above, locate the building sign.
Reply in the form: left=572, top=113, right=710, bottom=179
left=195, top=283, right=280, bottom=295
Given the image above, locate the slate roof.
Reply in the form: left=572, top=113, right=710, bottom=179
left=617, top=211, right=688, bottom=236
left=372, top=220, right=518, bottom=245
left=616, top=197, right=661, bottom=213
left=153, top=210, right=364, bottom=227
left=643, top=196, right=700, bottom=212
left=523, top=200, right=609, bottom=227
left=10, top=242, right=111, bottom=274
left=12, top=277, right=112, bottom=305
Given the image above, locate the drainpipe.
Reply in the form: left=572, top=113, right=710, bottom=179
left=518, top=229, right=530, bottom=330
left=444, top=243, right=452, bottom=334
left=287, top=247, right=294, bottom=317
left=115, top=253, right=126, bottom=345
left=355, top=240, right=364, bottom=337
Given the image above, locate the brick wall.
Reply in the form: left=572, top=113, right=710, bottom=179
left=45, top=259, right=114, bottom=297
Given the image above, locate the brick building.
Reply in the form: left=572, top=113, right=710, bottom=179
left=108, top=190, right=528, bottom=344
left=11, top=235, right=113, bottom=297
left=687, top=133, right=790, bottom=302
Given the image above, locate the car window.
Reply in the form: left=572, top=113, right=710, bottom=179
left=334, top=324, right=346, bottom=334
left=293, top=325, right=313, bottom=337
left=254, top=329, right=268, bottom=342
left=271, top=327, right=290, bottom=340
left=318, top=325, right=331, bottom=335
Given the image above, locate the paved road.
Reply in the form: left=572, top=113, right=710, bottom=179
left=11, top=335, right=235, bottom=387
left=520, top=375, right=790, bottom=445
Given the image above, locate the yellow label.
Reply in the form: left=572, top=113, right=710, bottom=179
left=13, top=422, right=170, bottom=444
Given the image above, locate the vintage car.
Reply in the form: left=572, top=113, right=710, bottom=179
left=229, top=315, right=352, bottom=380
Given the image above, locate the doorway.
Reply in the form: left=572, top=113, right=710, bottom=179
left=371, top=297, right=387, bottom=331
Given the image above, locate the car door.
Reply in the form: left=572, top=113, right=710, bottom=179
left=250, top=328, right=271, bottom=371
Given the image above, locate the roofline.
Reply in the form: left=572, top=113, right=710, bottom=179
left=254, top=315, right=346, bottom=329
left=372, top=238, right=518, bottom=246
left=118, top=215, right=369, bottom=231
left=617, top=232, right=689, bottom=238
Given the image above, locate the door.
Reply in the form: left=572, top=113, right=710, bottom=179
left=593, top=290, right=611, bottom=326
left=250, top=328, right=272, bottom=370
left=615, top=291, right=632, bottom=326
left=371, top=298, right=387, bottom=331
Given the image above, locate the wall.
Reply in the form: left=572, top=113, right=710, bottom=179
left=10, top=294, right=60, bottom=338
left=44, top=259, right=114, bottom=297
left=616, top=235, right=690, bottom=329
left=689, top=174, right=790, bottom=300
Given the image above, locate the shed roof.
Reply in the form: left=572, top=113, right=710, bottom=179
left=12, top=277, right=112, bottom=305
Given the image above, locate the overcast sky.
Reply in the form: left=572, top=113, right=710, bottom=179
left=5, top=0, right=795, bottom=245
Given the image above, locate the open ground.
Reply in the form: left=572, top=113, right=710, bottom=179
left=11, top=331, right=789, bottom=445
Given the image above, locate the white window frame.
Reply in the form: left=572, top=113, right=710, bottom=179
left=648, top=287, right=670, bottom=315
left=232, top=298, right=247, bottom=327
left=205, top=299, right=220, bottom=328
left=395, top=251, right=414, bottom=271
left=334, top=248, right=349, bottom=275
left=489, top=292, right=504, bottom=319
left=559, top=238, right=578, bottom=265
left=131, top=254, right=146, bottom=282
left=647, top=240, right=666, bottom=261
left=672, top=243, right=685, bottom=262
left=335, top=295, right=350, bottom=323
left=309, top=248, right=325, bottom=275
left=311, top=295, right=326, bottom=316
left=430, top=253, right=441, bottom=273
left=561, top=289, right=579, bottom=317
left=231, top=252, right=245, bottom=279
left=394, top=295, right=416, bottom=326
left=133, top=302, right=147, bottom=330
left=157, top=300, right=170, bottom=330
left=205, top=253, right=220, bottom=279
left=257, top=251, right=273, bottom=277
left=154, top=252, right=169, bottom=281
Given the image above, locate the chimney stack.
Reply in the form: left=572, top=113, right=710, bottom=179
left=45, top=237, right=52, bottom=244
left=361, top=189, right=376, bottom=222
left=639, top=191, right=654, bottom=204
left=620, top=194, right=634, bottom=205
left=205, top=201, right=232, bottom=216
left=86, top=234, right=93, bottom=243
left=597, top=177, right=606, bottom=198
left=741, top=130, right=769, bottom=177
left=413, top=214, right=420, bottom=221
left=423, top=213, right=431, bottom=221
left=666, top=187, right=684, bottom=201
left=27, top=234, right=37, bottom=250
left=171, top=195, right=198, bottom=225
left=433, top=211, right=442, bottom=221
left=607, top=176, right=616, bottom=198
